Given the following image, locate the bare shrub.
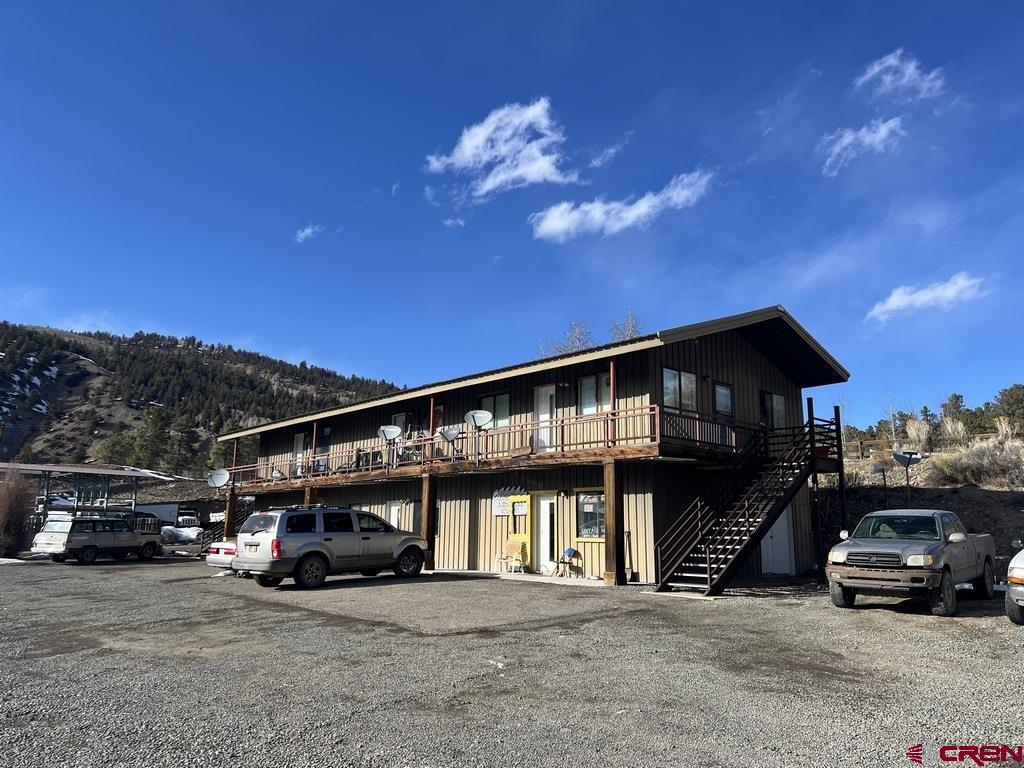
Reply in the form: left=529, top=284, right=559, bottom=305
left=0, top=472, right=34, bottom=557
left=994, top=415, right=1017, bottom=442
left=940, top=416, right=969, bottom=449
left=905, top=418, right=931, bottom=452
left=927, top=437, right=1024, bottom=489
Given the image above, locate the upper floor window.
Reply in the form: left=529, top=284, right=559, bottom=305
left=714, top=383, right=734, bottom=418
left=479, top=393, right=511, bottom=428
left=662, top=368, right=696, bottom=412
left=578, top=372, right=611, bottom=415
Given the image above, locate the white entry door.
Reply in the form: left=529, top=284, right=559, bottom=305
left=293, top=432, right=306, bottom=475
left=387, top=501, right=402, bottom=530
left=760, top=503, right=795, bottom=575
left=534, top=495, right=556, bottom=573
left=534, top=384, right=557, bottom=451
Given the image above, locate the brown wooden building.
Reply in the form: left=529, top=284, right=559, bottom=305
left=217, top=306, right=849, bottom=594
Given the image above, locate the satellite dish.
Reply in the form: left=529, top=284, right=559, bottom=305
left=207, top=468, right=231, bottom=488
left=438, top=425, right=461, bottom=444
left=465, top=409, right=493, bottom=429
left=892, top=451, right=921, bottom=468
left=378, top=424, right=403, bottom=441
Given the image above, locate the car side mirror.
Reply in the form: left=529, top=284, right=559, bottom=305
left=839, top=530, right=850, bottom=540
left=948, top=532, right=967, bottom=544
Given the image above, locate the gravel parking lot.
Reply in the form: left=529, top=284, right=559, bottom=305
left=0, top=559, right=1019, bottom=768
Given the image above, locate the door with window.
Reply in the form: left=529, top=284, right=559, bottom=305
left=533, top=495, right=556, bottom=573
left=111, top=519, right=135, bottom=554
left=534, top=384, right=557, bottom=451
left=760, top=391, right=786, bottom=429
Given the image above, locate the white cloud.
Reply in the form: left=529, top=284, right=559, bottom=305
left=865, top=272, right=987, bottom=324
left=854, top=48, right=945, bottom=102
left=294, top=222, right=325, bottom=243
left=426, top=97, right=578, bottom=199
left=818, top=117, right=906, bottom=177
left=391, top=180, right=400, bottom=196
left=423, top=185, right=439, bottom=206
left=529, top=169, right=713, bottom=243
left=589, top=134, right=631, bottom=168
left=442, top=218, right=465, bottom=228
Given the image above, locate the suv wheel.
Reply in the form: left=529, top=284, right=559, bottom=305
left=139, top=542, right=156, bottom=561
left=928, top=569, right=958, bottom=617
left=970, top=560, right=995, bottom=600
left=1007, top=592, right=1024, bottom=625
left=393, top=547, right=424, bottom=578
left=254, top=575, right=284, bottom=588
left=829, top=580, right=855, bottom=608
left=293, top=555, right=328, bottom=589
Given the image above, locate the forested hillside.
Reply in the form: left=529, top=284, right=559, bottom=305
left=0, top=323, right=400, bottom=474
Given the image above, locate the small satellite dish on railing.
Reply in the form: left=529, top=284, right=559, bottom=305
left=207, top=468, right=231, bottom=488
left=378, top=424, right=404, bottom=441
left=438, top=425, right=461, bottom=444
left=465, top=410, right=493, bottom=429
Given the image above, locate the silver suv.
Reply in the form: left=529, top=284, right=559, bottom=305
left=231, top=506, right=430, bottom=589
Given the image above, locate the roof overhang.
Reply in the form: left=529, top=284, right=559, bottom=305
left=217, top=305, right=847, bottom=442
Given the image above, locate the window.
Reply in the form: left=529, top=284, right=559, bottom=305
left=479, top=393, right=510, bottom=427
left=357, top=513, right=392, bottom=533
left=576, top=492, right=606, bottom=539
left=285, top=513, right=317, bottom=534
left=111, top=520, right=129, bottom=532
left=760, top=391, right=786, bottom=428
left=42, top=521, right=72, bottom=533
left=714, top=383, right=734, bottom=418
left=662, top=368, right=696, bottom=412
left=323, top=511, right=355, bottom=533
left=240, top=514, right=277, bottom=534
left=94, top=520, right=112, bottom=532
left=578, top=373, right=611, bottom=415
left=70, top=521, right=93, bottom=534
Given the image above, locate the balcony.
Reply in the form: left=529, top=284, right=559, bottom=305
left=226, top=405, right=754, bottom=489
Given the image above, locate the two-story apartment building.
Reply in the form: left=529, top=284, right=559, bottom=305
left=217, top=306, right=849, bottom=595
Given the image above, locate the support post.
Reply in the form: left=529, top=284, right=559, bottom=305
left=223, top=487, right=237, bottom=538
left=231, top=438, right=238, bottom=468
left=834, top=404, right=848, bottom=530
left=602, top=459, right=626, bottom=586
left=421, top=473, right=437, bottom=570
left=807, top=397, right=825, bottom=578
left=303, top=485, right=318, bottom=506
left=310, top=421, right=318, bottom=473
left=609, top=358, right=617, bottom=445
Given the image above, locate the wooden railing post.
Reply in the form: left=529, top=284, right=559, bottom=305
left=807, top=396, right=825, bottom=575
left=834, top=404, right=848, bottom=530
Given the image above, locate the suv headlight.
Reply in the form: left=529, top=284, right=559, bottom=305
left=906, top=554, right=935, bottom=567
left=828, top=548, right=847, bottom=564
left=1008, top=567, right=1024, bottom=585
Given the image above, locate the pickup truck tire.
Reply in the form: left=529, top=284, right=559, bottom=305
left=1006, top=592, right=1024, bottom=625
left=139, top=542, right=157, bottom=561
left=254, top=575, right=284, bottom=588
left=970, top=560, right=995, bottom=600
left=928, top=569, right=957, bottom=617
left=77, top=547, right=98, bottom=565
left=49, top=554, right=66, bottom=563
left=293, top=554, right=328, bottom=589
left=829, top=581, right=856, bottom=608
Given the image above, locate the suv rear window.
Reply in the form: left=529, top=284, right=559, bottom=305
left=285, top=513, right=317, bottom=534
left=239, top=514, right=278, bottom=534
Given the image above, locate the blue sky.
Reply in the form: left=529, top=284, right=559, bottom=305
left=1, top=2, right=1022, bottom=426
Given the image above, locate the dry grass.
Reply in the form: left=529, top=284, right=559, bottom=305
left=0, top=472, right=34, bottom=557
left=928, top=435, right=1024, bottom=489
left=940, top=416, right=969, bottom=448
left=905, top=418, right=931, bottom=452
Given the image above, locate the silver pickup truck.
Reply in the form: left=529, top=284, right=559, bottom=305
left=31, top=516, right=163, bottom=564
left=826, top=509, right=996, bottom=617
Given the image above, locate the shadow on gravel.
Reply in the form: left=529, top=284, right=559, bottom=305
left=271, top=572, right=496, bottom=592
left=850, top=594, right=1008, bottom=619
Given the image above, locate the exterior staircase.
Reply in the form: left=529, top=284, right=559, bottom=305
left=199, top=499, right=256, bottom=553
left=655, top=417, right=838, bottom=595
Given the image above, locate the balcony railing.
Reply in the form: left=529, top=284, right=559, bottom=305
left=227, top=405, right=662, bottom=486
left=225, top=405, right=760, bottom=487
